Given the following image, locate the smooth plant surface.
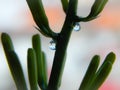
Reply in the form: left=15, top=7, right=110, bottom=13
left=1, top=0, right=116, bottom=90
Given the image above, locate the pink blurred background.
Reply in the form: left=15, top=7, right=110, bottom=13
left=0, top=0, right=120, bottom=90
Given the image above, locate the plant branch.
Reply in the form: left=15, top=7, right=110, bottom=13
left=47, top=0, right=78, bottom=89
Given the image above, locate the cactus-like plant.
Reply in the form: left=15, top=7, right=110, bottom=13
left=1, top=0, right=116, bottom=90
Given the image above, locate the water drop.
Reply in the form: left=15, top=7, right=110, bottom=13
left=49, top=40, right=56, bottom=50
left=73, top=22, right=81, bottom=31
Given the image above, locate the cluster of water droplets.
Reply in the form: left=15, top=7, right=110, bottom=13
left=73, top=22, right=81, bottom=31
left=49, top=39, right=56, bottom=50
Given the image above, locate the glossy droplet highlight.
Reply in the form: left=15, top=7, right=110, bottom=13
left=73, top=22, right=81, bottom=31
left=49, top=40, right=56, bottom=50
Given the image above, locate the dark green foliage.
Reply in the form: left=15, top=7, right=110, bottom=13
left=89, top=52, right=115, bottom=90
left=26, top=0, right=57, bottom=40
left=41, top=52, right=48, bottom=88
left=32, top=34, right=48, bottom=90
left=1, top=34, right=116, bottom=90
left=79, top=52, right=116, bottom=90
left=61, top=0, right=68, bottom=13
left=79, top=55, right=100, bottom=90
left=74, top=0, right=108, bottom=22
left=1, top=33, right=27, bottom=90
left=1, top=33, right=14, bottom=51
left=89, top=0, right=108, bottom=17
left=27, top=48, right=38, bottom=90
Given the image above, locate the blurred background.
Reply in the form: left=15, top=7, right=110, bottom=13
left=0, top=0, right=120, bottom=90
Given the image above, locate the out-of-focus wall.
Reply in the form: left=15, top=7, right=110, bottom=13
left=0, top=0, right=120, bottom=90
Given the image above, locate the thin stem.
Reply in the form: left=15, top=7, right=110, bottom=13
left=47, top=0, right=78, bottom=89
left=1, top=33, right=27, bottom=90
left=79, top=55, right=100, bottom=90
left=47, top=17, right=73, bottom=90
left=27, top=48, right=38, bottom=90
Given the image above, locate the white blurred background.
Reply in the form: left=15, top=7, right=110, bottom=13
left=0, top=0, right=120, bottom=90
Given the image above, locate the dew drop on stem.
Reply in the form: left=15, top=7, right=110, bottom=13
left=73, top=22, right=81, bottom=31
left=49, top=40, right=56, bottom=50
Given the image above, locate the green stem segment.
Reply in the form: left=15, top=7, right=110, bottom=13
left=41, top=51, right=48, bottom=88
left=32, top=34, right=48, bottom=90
left=1, top=33, right=27, bottom=90
left=32, top=34, right=42, bottom=88
left=48, top=20, right=73, bottom=90
left=27, top=48, right=38, bottom=90
left=79, top=55, right=100, bottom=90
left=48, top=0, right=78, bottom=89
left=26, top=0, right=57, bottom=40
left=61, top=0, right=68, bottom=13
left=89, top=52, right=115, bottom=90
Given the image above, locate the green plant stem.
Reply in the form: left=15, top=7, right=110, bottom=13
left=27, top=48, right=38, bottom=90
left=1, top=33, right=27, bottom=90
left=47, top=1, right=78, bottom=89
left=79, top=55, right=100, bottom=90
left=47, top=18, right=73, bottom=90
left=41, top=51, right=48, bottom=88
left=61, top=0, right=68, bottom=13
